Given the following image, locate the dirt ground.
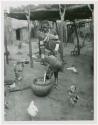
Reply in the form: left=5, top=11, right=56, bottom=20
left=4, top=40, right=94, bottom=121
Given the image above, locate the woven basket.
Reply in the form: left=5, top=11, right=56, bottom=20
left=31, top=77, right=53, bottom=97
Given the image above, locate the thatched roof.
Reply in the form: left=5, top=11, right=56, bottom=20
left=7, top=4, right=93, bottom=21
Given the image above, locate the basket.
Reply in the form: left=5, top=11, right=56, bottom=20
left=31, top=77, right=54, bottom=97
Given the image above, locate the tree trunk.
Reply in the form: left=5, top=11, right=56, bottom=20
left=73, top=21, right=80, bottom=55
left=4, top=13, right=9, bottom=64
left=26, top=10, right=33, bottom=68
left=58, top=5, right=67, bottom=61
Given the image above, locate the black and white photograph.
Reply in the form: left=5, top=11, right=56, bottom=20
left=2, top=1, right=95, bottom=122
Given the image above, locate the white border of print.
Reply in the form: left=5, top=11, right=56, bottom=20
left=0, top=0, right=97, bottom=125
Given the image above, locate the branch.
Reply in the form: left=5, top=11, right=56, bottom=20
left=88, top=4, right=93, bottom=13
left=59, top=4, right=62, bottom=17
left=59, top=4, right=66, bottom=21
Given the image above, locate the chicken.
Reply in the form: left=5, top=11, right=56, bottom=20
left=27, top=101, right=38, bottom=118
left=67, top=85, right=79, bottom=105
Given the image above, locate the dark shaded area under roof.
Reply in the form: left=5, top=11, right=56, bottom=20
left=7, top=4, right=94, bottom=21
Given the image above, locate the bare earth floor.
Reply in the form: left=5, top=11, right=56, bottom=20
left=4, top=41, right=94, bottom=121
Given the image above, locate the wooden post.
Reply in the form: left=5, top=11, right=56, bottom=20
left=87, top=4, right=94, bottom=41
left=58, top=4, right=67, bottom=61
left=38, top=39, right=41, bottom=57
left=4, top=12, right=9, bottom=64
left=59, top=5, right=66, bottom=44
left=73, top=20, right=80, bottom=55
left=65, top=23, right=68, bottom=46
left=55, top=21, right=59, bottom=36
left=26, top=10, right=33, bottom=68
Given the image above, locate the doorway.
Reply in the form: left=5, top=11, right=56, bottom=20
left=16, top=29, right=20, bottom=40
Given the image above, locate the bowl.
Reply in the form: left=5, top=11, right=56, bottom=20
left=31, top=77, right=53, bottom=97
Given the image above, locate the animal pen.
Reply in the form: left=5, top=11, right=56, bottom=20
left=4, top=4, right=94, bottom=121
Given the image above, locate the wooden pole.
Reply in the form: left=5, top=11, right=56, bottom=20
left=26, top=10, right=33, bottom=68
left=65, top=23, right=68, bottom=46
left=55, top=21, right=59, bottom=36
left=73, top=20, right=80, bottom=55
left=4, top=12, right=9, bottom=64
left=38, top=39, right=41, bottom=57
left=88, top=4, right=94, bottom=40
left=58, top=4, right=67, bottom=62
